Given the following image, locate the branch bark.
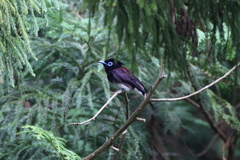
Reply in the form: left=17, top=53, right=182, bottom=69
left=151, top=62, right=240, bottom=102
left=184, top=63, right=228, bottom=142
left=185, top=98, right=227, bottom=141
left=196, top=134, right=218, bottom=157
left=80, top=62, right=239, bottom=159
left=69, top=90, right=123, bottom=125
left=82, top=63, right=166, bottom=160
left=112, top=93, right=130, bottom=159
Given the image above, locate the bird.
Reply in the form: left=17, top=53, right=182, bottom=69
left=98, top=58, right=156, bottom=111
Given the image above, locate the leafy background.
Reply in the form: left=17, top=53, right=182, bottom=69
left=0, top=0, right=240, bottom=160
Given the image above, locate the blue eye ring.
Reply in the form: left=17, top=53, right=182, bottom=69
left=108, top=62, right=113, bottom=66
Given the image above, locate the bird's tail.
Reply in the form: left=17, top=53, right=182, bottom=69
left=143, top=91, right=157, bottom=111
left=149, top=102, right=157, bottom=112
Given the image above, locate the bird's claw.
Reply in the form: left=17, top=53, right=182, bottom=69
left=120, top=88, right=125, bottom=93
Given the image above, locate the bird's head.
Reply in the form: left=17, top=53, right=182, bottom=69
left=98, top=58, right=124, bottom=73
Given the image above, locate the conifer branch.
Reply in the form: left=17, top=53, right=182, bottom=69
left=150, top=62, right=240, bottom=102
left=69, top=90, right=123, bottom=125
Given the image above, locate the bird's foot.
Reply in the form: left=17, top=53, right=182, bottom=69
left=120, top=88, right=125, bottom=93
left=144, top=94, right=147, bottom=99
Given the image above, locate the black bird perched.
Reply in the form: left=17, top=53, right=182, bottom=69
left=98, top=58, right=156, bottom=111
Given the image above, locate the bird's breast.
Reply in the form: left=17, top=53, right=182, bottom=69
left=116, top=83, right=131, bottom=92
left=115, top=83, right=144, bottom=96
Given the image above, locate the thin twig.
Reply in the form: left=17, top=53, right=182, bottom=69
left=112, top=93, right=130, bottom=159
left=185, top=98, right=200, bottom=109
left=111, top=146, right=120, bottom=152
left=80, top=62, right=239, bottom=159
left=190, top=64, right=231, bottom=142
left=69, top=6, right=83, bottom=19
left=185, top=97, right=227, bottom=141
left=227, top=131, right=238, bottom=160
left=112, top=130, right=128, bottom=160
left=181, top=136, right=197, bottom=160
left=235, top=102, right=240, bottom=110
left=82, top=63, right=166, bottom=160
left=151, top=139, right=167, bottom=160
left=222, top=136, right=232, bottom=160
left=124, top=93, right=130, bottom=120
left=69, top=90, right=123, bottom=125
left=136, top=117, right=146, bottom=122
left=186, top=64, right=228, bottom=142
left=150, top=62, right=240, bottom=102
left=196, top=134, right=218, bottom=157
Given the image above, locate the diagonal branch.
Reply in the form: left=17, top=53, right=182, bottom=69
left=196, top=134, right=218, bottom=157
left=150, top=62, right=240, bottom=102
left=69, top=90, right=123, bottom=125
left=185, top=98, right=200, bottom=109
left=82, top=63, right=166, bottom=160
left=81, top=62, right=239, bottom=159
left=185, top=98, right=227, bottom=141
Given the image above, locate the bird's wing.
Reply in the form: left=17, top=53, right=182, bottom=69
left=110, top=67, right=147, bottom=95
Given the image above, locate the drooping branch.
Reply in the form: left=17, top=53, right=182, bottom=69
left=151, top=62, right=240, bottom=142
left=150, top=62, right=240, bottom=102
left=69, top=89, right=123, bottom=125
left=186, top=64, right=229, bottom=142
left=185, top=98, right=200, bottom=109
left=196, top=134, right=218, bottom=157
left=185, top=98, right=227, bottom=141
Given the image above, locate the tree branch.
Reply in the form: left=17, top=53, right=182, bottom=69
left=227, top=131, right=238, bottom=160
left=185, top=98, right=227, bottom=141
left=124, top=93, right=130, bottom=120
left=81, top=62, right=239, bottom=159
left=196, top=134, right=218, bottom=157
left=112, top=93, right=130, bottom=159
left=69, top=6, right=83, bottom=19
left=181, top=136, right=197, bottom=160
left=69, top=90, right=123, bottom=125
left=150, top=62, right=240, bottom=102
left=82, top=63, right=166, bottom=160
left=185, top=98, right=200, bottom=109
left=186, top=63, right=230, bottom=142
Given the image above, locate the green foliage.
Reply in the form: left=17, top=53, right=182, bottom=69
left=190, top=0, right=240, bottom=59
left=16, top=125, right=81, bottom=160
left=0, top=1, right=156, bottom=159
left=0, top=0, right=59, bottom=86
left=207, top=89, right=240, bottom=130
left=85, top=0, right=187, bottom=73
left=0, top=0, right=240, bottom=160
left=84, top=0, right=240, bottom=73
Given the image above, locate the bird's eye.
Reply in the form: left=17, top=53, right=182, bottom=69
left=107, top=62, right=113, bottom=66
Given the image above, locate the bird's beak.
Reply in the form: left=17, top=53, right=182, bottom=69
left=98, top=61, right=106, bottom=65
